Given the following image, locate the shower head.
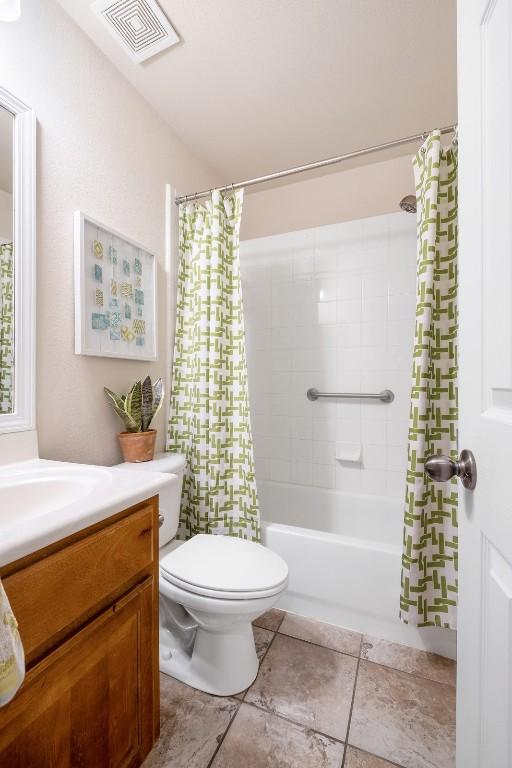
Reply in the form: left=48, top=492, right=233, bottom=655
left=400, top=195, right=417, bottom=214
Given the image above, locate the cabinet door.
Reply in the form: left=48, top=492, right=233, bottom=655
left=0, top=578, right=158, bottom=768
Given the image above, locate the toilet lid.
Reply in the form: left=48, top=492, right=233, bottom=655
left=160, top=534, right=288, bottom=598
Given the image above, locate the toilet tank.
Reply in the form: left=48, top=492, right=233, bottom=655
left=116, top=452, right=185, bottom=547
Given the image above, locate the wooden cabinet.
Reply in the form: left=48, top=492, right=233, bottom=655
left=0, top=498, right=160, bottom=768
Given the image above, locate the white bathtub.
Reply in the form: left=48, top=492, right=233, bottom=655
left=260, top=481, right=456, bottom=659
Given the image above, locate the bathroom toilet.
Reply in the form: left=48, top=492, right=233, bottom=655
left=118, top=452, right=288, bottom=696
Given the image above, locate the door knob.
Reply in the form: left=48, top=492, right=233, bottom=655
left=424, top=449, right=477, bottom=490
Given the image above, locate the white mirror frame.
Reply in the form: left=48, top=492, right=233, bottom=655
left=0, top=87, right=36, bottom=433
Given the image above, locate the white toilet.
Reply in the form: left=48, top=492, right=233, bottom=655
left=118, top=452, right=288, bottom=696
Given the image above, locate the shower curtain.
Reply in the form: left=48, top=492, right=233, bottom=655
left=400, top=131, right=458, bottom=629
left=168, top=189, right=260, bottom=542
left=0, top=243, right=14, bottom=415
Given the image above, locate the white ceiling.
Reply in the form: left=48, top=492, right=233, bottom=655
left=56, top=0, right=457, bottom=187
left=0, top=107, right=13, bottom=194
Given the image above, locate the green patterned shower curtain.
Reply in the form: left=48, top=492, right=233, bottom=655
left=0, top=243, right=14, bottom=415
left=167, top=189, right=260, bottom=542
left=400, top=132, right=458, bottom=629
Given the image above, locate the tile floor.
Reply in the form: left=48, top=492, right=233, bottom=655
left=144, top=609, right=456, bottom=768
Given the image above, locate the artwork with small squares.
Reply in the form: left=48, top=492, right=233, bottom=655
left=74, top=212, right=156, bottom=360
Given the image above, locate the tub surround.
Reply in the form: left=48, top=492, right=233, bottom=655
left=241, top=212, right=416, bottom=498
left=0, top=458, right=172, bottom=566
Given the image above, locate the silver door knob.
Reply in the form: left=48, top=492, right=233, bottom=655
left=424, top=449, right=477, bottom=490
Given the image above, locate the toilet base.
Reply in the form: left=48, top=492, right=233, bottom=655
left=159, top=621, right=259, bottom=696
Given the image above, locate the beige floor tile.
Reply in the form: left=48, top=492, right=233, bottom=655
left=245, top=633, right=357, bottom=741
left=345, top=745, right=401, bottom=768
left=361, top=636, right=456, bottom=687
left=211, top=703, right=344, bottom=768
left=143, top=674, right=238, bottom=768
left=253, top=608, right=285, bottom=632
left=280, top=613, right=362, bottom=656
left=349, top=661, right=456, bottom=768
left=254, top=625, right=274, bottom=661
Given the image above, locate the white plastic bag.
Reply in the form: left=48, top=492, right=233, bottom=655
left=0, top=581, right=25, bottom=707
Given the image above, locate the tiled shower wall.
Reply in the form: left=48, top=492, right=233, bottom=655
left=240, top=212, right=417, bottom=499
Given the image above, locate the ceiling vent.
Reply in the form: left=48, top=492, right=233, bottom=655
left=92, top=0, right=179, bottom=63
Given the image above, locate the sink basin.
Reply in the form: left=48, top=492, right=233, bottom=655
left=0, top=458, right=173, bottom=567
left=0, top=466, right=108, bottom=522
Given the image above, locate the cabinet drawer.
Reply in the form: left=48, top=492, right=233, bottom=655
left=3, top=503, right=156, bottom=664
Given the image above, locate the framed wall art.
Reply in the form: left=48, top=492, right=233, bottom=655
left=74, top=211, right=157, bottom=361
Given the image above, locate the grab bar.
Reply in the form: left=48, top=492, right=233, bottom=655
left=307, top=388, right=394, bottom=403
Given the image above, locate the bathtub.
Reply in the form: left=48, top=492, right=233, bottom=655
left=260, top=481, right=456, bottom=659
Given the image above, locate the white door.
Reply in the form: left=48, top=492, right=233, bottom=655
left=457, top=1, right=512, bottom=766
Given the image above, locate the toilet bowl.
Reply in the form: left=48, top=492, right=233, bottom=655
left=117, top=452, right=288, bottom=696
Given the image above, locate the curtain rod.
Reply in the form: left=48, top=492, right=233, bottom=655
left=175, top=124, right=457, bottom=206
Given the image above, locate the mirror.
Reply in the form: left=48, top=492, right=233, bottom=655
left=0, top=87, right=35, bottom=434
left=0, top=106, right=14, bottom=415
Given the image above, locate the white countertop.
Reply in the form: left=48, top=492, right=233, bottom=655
left=0, top=458, right=173, bottom=567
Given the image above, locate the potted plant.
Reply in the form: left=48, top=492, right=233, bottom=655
left=104, top=376, right=164, bottom=462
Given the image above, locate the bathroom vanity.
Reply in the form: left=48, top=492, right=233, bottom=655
left=0, top=81, right=175, bottom=766
left=0, top=85, right=172, bottom=767
left=0, top=495, right=160, bottom=767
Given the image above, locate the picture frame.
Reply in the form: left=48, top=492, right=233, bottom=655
left=74, top=211, right=157, bottom=361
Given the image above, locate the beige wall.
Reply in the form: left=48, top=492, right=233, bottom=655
left=0, top=189, right=12, bottom=242
left=0, top=0, right=216, bottom=465
left=241, top=154, right=415, bottom=241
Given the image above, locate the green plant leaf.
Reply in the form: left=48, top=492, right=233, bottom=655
left=127, top=380, right=142, bottom=431
left=124, top=382, right=136, bottom=424
left=119, top=409, right=139, bottom=432
left=104, top=387, right=139, bottom=432
left=141, top=375, right=153, bottom=432
left=104, top=387, right=125, bottom=411
left=152, top=377, right=164, bottom=421
left=124, top=381, right=136, bottom=412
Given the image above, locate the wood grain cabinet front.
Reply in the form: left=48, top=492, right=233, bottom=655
left=0, top=498, right=160, bottom=768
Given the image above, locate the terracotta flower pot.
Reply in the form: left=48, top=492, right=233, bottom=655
left=118, top=429, right=157, bottom=462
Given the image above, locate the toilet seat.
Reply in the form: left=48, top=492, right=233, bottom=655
left=160, top=533, right=288, bottom=601
left=160, top=570, right=287, bottom=600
